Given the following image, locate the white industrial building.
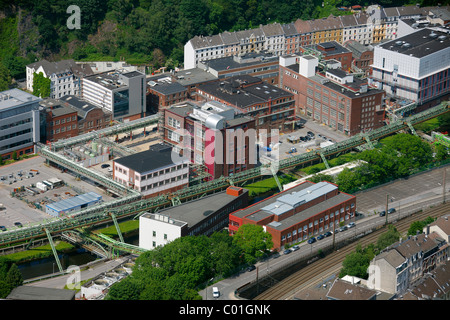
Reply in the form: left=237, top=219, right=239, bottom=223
left=81, top=70, right=146, bottom=121
left=0, top=89, right=41, bottom=160
left=139, top=213, right=188, bottom=250
left=371, top=28, right=450, bottom=105
left=113, top=143, right=190, bottom=198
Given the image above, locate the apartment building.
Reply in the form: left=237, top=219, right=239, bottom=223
left=195, top=75, right=296, bottom=139
left=280, top=55, right=385, bottom=136
left=229, top=181, right=357, bottom=250
left=113, top=143, right=190, bottom=198
left=161, top=100, right=256, bottom=180
left=0, top=89, right=41, bottom=160
left=26, top=59, right=93, bottom=99
left=367, top=232, right=448, bottom=296
left=183, top=5, right=446, bottom=70
left=371, top=28, right=450, bottom=116
left=82, top=70, right=146, bottom=121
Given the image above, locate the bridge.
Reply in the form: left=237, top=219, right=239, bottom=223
left=0, top=101, right=448, bottom=253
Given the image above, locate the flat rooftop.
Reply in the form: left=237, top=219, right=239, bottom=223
left=114, top=143, right=188, bottom=173
left=153, top=188, right=249, bottom=228
left=197, top=75, right=292, bottom=109
left=46, top=192, right=102, bottom=213
left=379, top=28, right=450, bottom=58
left=0, top=88, right=41, bottom=111
left=231, top=181, right=354, bottom=232
left=232, top=181, right=316, bottom=220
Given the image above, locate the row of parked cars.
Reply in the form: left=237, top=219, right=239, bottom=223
left=379, top=208, right=396, bottom=216
left=307, top=222, right=356, bottom=244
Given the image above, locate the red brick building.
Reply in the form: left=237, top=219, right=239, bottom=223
left=146, top=79, right=188, bottom=113
left=40, top=99, right=79, bottom=143
left=229, top=181, right=356, bottom=250
left=195, top=75, right=296, bottom=142
left=161, top=100, right=256, bottom=180
left=279, top=55, right=385, bottom=136
left=299, top=41, right=353, bottom=72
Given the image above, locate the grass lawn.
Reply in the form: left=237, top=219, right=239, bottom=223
left=95, top=220, right=140, bottom=238
left=244, top=174, right=296, bottom=197
left=414, top=117, right=440, bottom=133
left=6, top=241, right=74, bottom=264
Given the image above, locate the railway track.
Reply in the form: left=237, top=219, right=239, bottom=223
left=254, top=202, right=450, bottom=300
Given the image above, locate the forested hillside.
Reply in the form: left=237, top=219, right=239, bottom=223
left=0, top=0, right=441, bottom=89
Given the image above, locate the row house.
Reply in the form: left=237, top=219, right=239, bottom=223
left=184, top=5, right=446, bottom=70
left=26, top=59, right=93, bottom=99
left=367, top=231, right=449, bottom=296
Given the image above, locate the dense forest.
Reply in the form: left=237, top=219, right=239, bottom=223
left=0, top=0, right=442, bottom=89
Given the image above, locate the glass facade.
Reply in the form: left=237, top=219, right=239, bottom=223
left=113, top=89, right=129, bottom=118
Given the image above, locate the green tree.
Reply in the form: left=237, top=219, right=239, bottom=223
left=5, top=264, right=23, bottom=288
left=339, top=245, right=371, bottom=279
left=0, top=62, right=11, bottom=91
left=32, top=72, right=51, bottom=98
left=376, top=225, right=401, bottom=251
left=105, top=277, right=145, bottom=300
left=233, top=224, right=273, bottom=264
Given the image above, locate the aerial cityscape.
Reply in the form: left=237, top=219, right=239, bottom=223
left=0, top=0, right=449, bottom=307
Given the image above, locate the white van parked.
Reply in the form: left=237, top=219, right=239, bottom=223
left=212, top=287, right=220, bottom=298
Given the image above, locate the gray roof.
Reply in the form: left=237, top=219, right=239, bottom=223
left=376, top=248, right=406, bottom=268
left=262, top=23, right=284, bottom=37
left=0, top=88, right=41, bottom=111
left=7, top=286, right=76, bottom=300
left=282, top=22, right=300, bottom=36
left=379, top=28, right=450, bottom=58
left=148, top=81, right=187, bottom=95
left=262, top=182, right=338, bottom=216
left=46, top=192, right=102, bottom=213
left=189, top=34, right=224, bottom=49
left=59, top=95, right=106, bottom=119
left=40, top=98, right=77, bottom=117
left=27, top=59, right=93, bottom=77
left=114, top=143, right=188, bottom=173
left=155, top=188, right=249, bottom=229
left=343, top=39, right=373, bottom=58
left=220, top=31, right=240, bottom=45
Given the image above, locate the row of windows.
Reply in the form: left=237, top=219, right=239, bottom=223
left=51, top=116, right=77, bottom=126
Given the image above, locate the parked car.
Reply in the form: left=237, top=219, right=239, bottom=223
left=101, top=164, right=110, bottom=169
left=317, top=234, right=325, bottom=240
left=212, top=287, right=220, bottom=298
left=0, top=226, right=6, bottom=231
left=14, top=222, right=22, bottom=228
left=291, top=245, right=300, bottom=251
left=379, top=210, right=386, bottom=217
left=307, top=237, right=316, bottom=244
left=347, top=222, right=356, bottom=229
left=324, top=231, right=333, bottom=237
left=246, top=265, right=256, bottom=272
left=284, top=249, right=292, bottom=255
left=388, top=208, right=396, bottom=214
left=339, top=226, right=348, bottom=232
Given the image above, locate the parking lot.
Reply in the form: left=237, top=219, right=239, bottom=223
left=0, top=156, right=115, bottom=231
left=274, top=118, right=348, bottom=160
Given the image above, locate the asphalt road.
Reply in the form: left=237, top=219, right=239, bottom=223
left=200, top=165, right=450, bottom=301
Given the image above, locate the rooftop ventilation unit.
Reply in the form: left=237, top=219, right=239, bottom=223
left=429, top=32, right=438, bottom=38
left=438, top=35, right=446, bottom=41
